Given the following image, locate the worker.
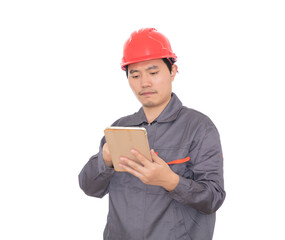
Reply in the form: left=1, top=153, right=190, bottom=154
left=79, top=28, right=226, bottom=240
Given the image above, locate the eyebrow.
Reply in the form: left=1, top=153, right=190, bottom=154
left=129, top=69, right=139, bottom=74
left=129, top=65, right=159, bottom=75
left=146, top=65, right=159, bottom=71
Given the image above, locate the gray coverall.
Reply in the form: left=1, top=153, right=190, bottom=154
left=79, top=93, right=226, bottom=240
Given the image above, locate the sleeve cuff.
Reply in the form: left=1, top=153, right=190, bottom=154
left=97, top=150, right=115, bottom=175
left=167, top=176, right=192, bottom=202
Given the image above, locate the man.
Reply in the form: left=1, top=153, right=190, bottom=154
left=79, top=28, right=226, bottom=240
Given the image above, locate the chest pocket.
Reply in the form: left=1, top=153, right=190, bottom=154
left=156, top=148, right=193, bottom=178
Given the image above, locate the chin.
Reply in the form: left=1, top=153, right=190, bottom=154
left=142, top=101, right=156, bottom=108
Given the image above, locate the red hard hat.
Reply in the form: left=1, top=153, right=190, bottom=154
left=121, top=28, right=177, bottom=70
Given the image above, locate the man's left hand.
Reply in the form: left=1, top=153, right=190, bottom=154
left=119, top=149, right=179, bottom=192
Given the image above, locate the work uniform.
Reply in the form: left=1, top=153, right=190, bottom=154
left=79, top=93, right=226, bottom=240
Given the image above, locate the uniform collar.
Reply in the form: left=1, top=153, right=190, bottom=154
left=127, top=93, right=183, bottom=126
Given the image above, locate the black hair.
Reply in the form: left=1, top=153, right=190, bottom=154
left=125, top=58, right=175, bottom=78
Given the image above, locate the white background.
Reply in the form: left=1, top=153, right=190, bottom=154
left=1, top=0, right=284, bottom=239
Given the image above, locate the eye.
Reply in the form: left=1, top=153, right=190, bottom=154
left=132, top=75, right=140, bottom=79
left=150, top=71, right=159, bottom=75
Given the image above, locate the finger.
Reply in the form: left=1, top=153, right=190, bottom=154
left=119, top=161, right=145, bottom=179
left=131, top=149, right=152, bottom=167
left=120, top=157, right=145, bottom=173
left=150, top=149, right=164, bottom=164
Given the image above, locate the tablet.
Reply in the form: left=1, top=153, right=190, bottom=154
left=104, top=127, right=152, bottom=172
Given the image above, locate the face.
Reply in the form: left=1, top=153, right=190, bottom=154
left=127, top=59, right=177, bottom=110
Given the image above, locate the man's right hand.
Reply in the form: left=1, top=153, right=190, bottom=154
left=103, top=143, right=113, bottom=167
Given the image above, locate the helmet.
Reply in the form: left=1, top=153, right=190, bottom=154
left=121, top=28, right=177, bottom=70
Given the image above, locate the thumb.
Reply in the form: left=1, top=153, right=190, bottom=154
left=151, top=149, right=164, bottom=164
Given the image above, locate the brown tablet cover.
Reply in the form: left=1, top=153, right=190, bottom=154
left=104, top=127, right=152, bottom=172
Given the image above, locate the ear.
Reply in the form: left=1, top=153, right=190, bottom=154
left=170, top=64, right=178, bottom=81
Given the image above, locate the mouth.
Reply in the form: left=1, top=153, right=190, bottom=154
left=139, top=90, right=157, bottom=97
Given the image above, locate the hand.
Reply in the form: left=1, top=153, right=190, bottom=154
left=102, top=143, right=113, bottom=168
left=119, top=149, right=179, bottom=191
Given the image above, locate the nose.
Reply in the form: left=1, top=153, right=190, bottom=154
left=140, top=73, right=152, bottom=88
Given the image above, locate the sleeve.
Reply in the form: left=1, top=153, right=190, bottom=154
left=167, top=119, right=226, bottom=214
left=78, top=137, right=115, bottom=198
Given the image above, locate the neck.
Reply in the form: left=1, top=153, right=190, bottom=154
left=143, top=97, right=171, bottom=124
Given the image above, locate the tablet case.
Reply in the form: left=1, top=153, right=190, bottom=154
left=104, top=127, right=151, bottom=171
